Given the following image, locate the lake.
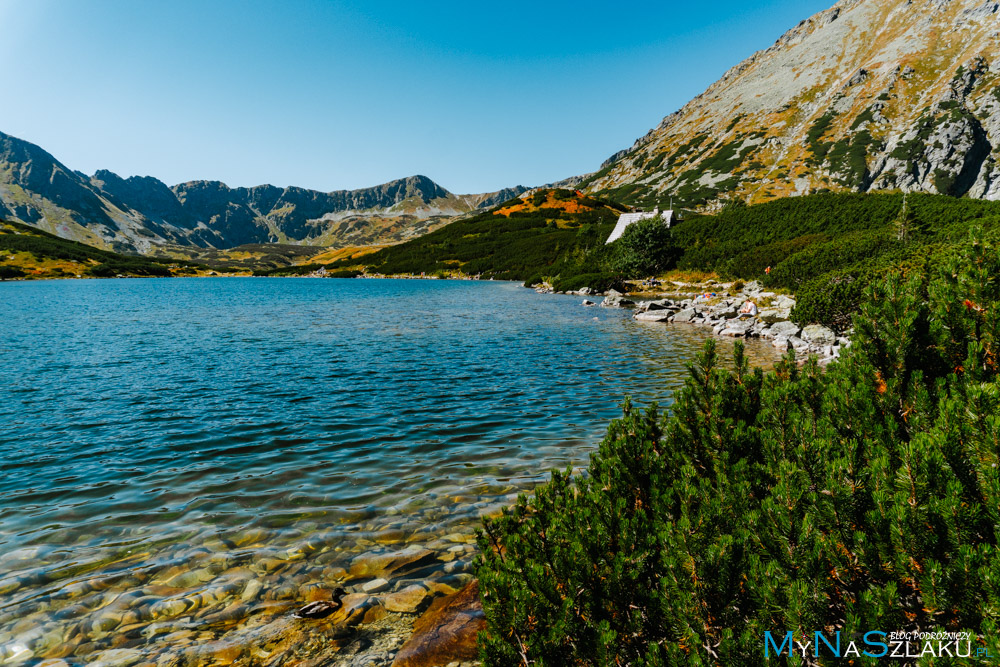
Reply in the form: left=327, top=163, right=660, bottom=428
left=0, top=277, right=781, bottom=665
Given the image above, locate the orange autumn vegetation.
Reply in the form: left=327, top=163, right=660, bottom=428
left=494, top=191, right=593, bottom=217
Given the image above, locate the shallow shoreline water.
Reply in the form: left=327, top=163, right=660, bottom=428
left=0, top=278, right=784, bottom=665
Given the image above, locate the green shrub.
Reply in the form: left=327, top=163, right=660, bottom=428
left=90, top=264, right=119, bottom=278
left=0, top=265, right=26, bottom=280
left=253, top=263, right=325, bottom=277
left=791, top=268, right=868, bottom=331
left=478, top=233, right=1000, bottom=663
left=550, top=272, right=625, bottom=294
left=764, top=230, right=895, bottom=290
left=666, top=193, right=1000, bottom=324
left=610, top=218, right=679, bottom=277
left=328, top=269, right=362, bottom=279
left=720, top=233, right=828, bottom=280
left=522, top=273, right=545, bottom=288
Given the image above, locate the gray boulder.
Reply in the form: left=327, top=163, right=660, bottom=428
left=634, top=310, right=673, bottom=322
left=720, top=319, right=752, bottom=337
left=769, top=321, right=802, bottom=339
left=788, top=336, right=809, bottom=351
left=710, top=305, right=739, bottom=319
left=601, top=295, right=635, bottom=308
left=672, top=308, right=700, bottom=323
left=775, top=295, right=797, bottom=309
left=802, top=324, right=837, bottom=347
left=758, top=308, right=791, bottom=324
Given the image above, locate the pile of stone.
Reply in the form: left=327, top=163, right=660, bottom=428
left=603, top=281, right=850, bottom=362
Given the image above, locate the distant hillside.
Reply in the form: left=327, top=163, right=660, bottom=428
left=0, top=219, right=195, bottom=279
left=145, top=242, right=337, bottom=274
left=580, top=0, right=1000, bottom=210
left=320, top=189, right=625, bottom=283
left=0, top=217, right=370, bottom=279
left=0, top=130, right=529, bottom=254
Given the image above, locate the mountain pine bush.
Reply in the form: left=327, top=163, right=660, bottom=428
left=611, top=217, right=680, bottom=277
left=477, top=232, right=1000, bottom=665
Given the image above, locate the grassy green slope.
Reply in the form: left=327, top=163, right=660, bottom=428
left=669, top=193, right=1000, bottom=327
left=0, top=220, right=202, bottom=279
left=673, top=193, right=1000, bottom=274
left=311, top=190, right=1000, bottom=318
left=317, top=189, right=626, bottom=284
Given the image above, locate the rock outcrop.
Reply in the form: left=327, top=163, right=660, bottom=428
left=391, top=580, right=484, bottom=667
left=579, top=0, right=1000, bottom=208
left=597, top=280, right=850, bottom=362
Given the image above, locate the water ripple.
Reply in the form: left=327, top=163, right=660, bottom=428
left=0, top=278, right=782, bottom=663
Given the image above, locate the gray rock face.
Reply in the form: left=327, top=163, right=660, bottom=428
left=710, top=305, right=739, bottom=319
left=634, top=310, right=673, bottom=322
left=472, top=186, right=530, bottom=210
left=672, top=308, right=700, bottom=323
left=644, top=301, right=673, bottom=312
left=873, top=106, right=993, bottom=196
left=774, top=295, right=797, bottom=309
left=581, top=0, right=1000, bottom=207
left=601, top=295, right=635, bottom=308
left=773, top=337, right=794, bottom=350
left=802, top=324, right=838, bottom=346
left=720, top=319, right=752, bottom=337
left=788, top=336, right=810, bottom=351
left=758, top=308, right=792, bottom=324
left=769, top=321, right=803, bottom=339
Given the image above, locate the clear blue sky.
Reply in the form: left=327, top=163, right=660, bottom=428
left=0, top=0, right=832, bottom=194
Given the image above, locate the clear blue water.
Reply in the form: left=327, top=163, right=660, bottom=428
left=0, top=278, right=780, bottom=664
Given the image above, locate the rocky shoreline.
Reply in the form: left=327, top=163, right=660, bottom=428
left=542, top=279, right=849, bottom=364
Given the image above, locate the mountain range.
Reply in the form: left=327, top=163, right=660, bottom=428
left=580, top=0, right=1000, bottom=209
left=3, top=0, right=999, bottom=253
left=0, top=130, right=527, bottom=254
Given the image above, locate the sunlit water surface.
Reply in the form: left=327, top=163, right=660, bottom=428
left=0, top=278, right=782, bottom=665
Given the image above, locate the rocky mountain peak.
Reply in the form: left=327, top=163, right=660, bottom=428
left=0, top=131, right=497, bottom=253
left=584, top=0, right=1000, bottom=209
